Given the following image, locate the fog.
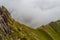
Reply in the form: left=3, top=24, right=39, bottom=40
left=0, top=0, right=60, bottom=28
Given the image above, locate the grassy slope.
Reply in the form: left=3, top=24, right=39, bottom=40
left=36, top=22, right=60, bottom=40
left=1, top=6, right=60, bottom=40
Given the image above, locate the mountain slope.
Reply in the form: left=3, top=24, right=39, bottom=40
left=0, top=6, right=60, bottom=40
left=0, top=6, right=42, bottom=40
left=36, top=21, right=60, bottom=40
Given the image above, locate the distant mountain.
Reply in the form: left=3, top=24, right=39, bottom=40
left=0, top=6, right=60, bottom=40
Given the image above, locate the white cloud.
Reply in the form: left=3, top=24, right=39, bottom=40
left=0, top=0, right=60, bottom=28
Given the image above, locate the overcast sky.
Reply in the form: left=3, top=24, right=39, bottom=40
left=0, top=0, right=60, bottom=28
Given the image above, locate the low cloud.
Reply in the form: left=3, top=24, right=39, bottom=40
left=0, top=0, right=60, bottom=28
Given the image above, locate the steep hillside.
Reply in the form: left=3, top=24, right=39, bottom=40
left=36, top=21, right=60, bottom=40
left=0, top=6, right=60, bottom=40
left=0, top=6, right=42, bottom=40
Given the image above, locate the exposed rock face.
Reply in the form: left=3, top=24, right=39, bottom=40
left=0, top=7, right=11, bottom=35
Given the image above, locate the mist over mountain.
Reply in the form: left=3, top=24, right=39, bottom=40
left=0, top=6, right=60, bottom=40
left=0, top=0, right=60, bottom=28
